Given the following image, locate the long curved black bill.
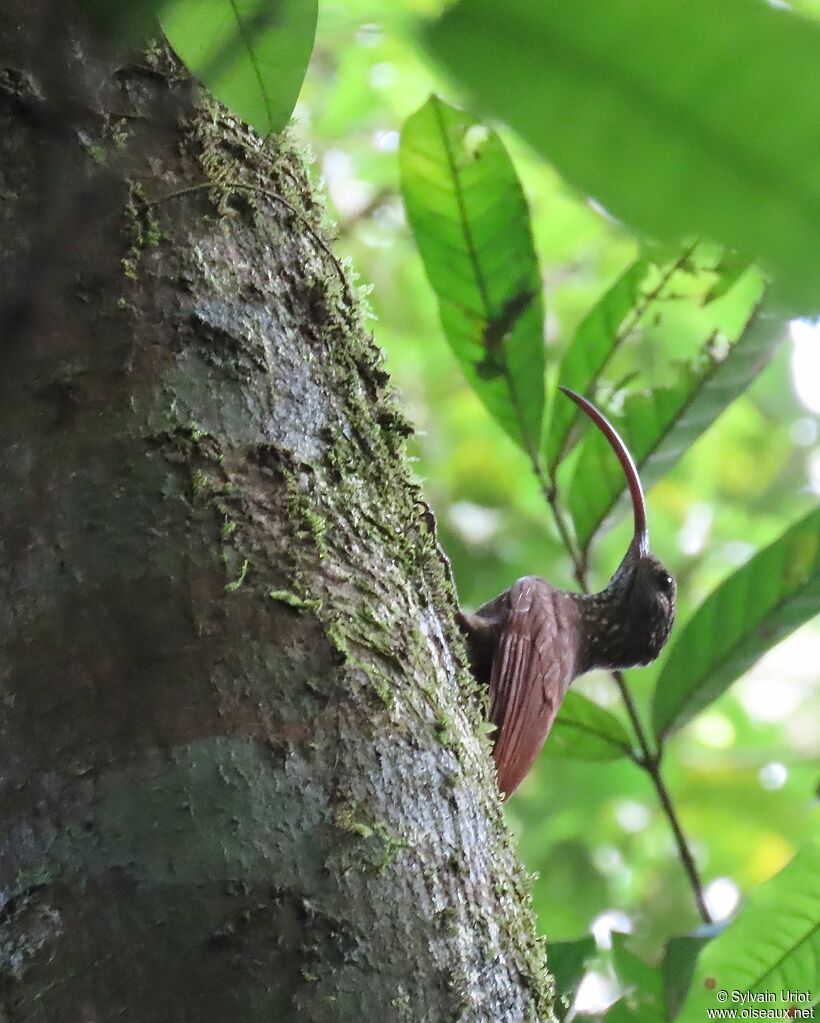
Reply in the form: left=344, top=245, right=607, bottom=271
left=559, top=386, right=649, bottom=557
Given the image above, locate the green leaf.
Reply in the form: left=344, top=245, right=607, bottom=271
left=678, top=842, right=820, bottom=1021
left=400, top=96, right=546, bottom=461
left=544, top=257, right=650, bottom=471
left=653, top=507, right=820, bottom=740
left=602, top=1000, right=643, bottom=1023
left=81, top=0, right=167, bottom=42
left=547, top=935, right=596, bottom=1011
left=426, top=0, right=820, bottom=313
left=662, top=929, right=721, bottom=1021
left=547, top=691, right=633, bottom=761
left=611, top=933, right=666, bottom=1022
left=547, top=243, right=757, bottom=475
left=567, top=304, right=786, bottom=552
left=705, top=252, right=756, bottom=305
left=161, top=0, right=317, bottom=136
left=792, top=0, right=820, bottom=18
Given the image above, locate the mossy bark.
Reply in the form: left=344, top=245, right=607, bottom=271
left=0, top=4, right=555, bottom=1021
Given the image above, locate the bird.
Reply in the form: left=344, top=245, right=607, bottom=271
left=458, top=387, right=676, bottom=798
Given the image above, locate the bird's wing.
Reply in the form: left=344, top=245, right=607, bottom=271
left=489, top=577, right=576, bottom=798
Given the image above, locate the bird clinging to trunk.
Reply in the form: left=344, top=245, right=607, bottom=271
left=459, top=387, right=676, bottom=798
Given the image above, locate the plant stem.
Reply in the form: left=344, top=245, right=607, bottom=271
left=638, top=729, right=713, bottom=925
left=539, top=473, right=712, bottom=925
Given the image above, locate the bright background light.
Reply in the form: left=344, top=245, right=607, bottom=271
left=789, top=319, right=820, bottom=415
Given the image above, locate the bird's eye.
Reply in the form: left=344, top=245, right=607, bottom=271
left=656, top=570, right=674, bottom=594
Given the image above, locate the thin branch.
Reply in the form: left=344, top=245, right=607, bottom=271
left=147, top=181, right=353, bottom=302
left=639, top=731, right=713, bottom=925
left=538, top=466, right=712, bottom=925
left=337, top=186, right=394, bottom=238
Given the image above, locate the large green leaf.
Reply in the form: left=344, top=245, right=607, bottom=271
left=161, top=0, right=317, bottom=136
left=678, top=842, right=820, bottom=1021
left=794, top=0, right=820, bottom=18
left=567, top=304, right=787, bottom=552
left=653, top=507, right=820, bottom=740
left=427, top=0, right=820, bottom=313
left=400, top=96, right=546, bottom=461
left=548, top=691, right=633, bottom=762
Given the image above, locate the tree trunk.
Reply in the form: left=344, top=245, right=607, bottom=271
left=0, top=4, right=555, bottom=1020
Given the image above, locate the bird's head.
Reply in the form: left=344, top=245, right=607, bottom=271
left=605, top=550, right=676, bottom=666
left=561, top=387, right=676, bottom=671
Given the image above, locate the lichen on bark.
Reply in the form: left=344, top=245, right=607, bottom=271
left=0, top=3, right=555, bottom=1020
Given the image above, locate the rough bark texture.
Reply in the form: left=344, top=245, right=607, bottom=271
left=0, top=4, right=555, bottom=1020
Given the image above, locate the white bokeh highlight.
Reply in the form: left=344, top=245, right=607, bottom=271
left=789, top=320, right=820, bottom=415
left=704, top=877, right=741, bottom=921
left=759, top=762, right=788, bottom=791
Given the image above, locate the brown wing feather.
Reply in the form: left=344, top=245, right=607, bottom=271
left=489, top=577, right=577, bottom=797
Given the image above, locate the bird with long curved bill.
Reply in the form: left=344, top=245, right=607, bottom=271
left=458, top=387, right=676, bottom=798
